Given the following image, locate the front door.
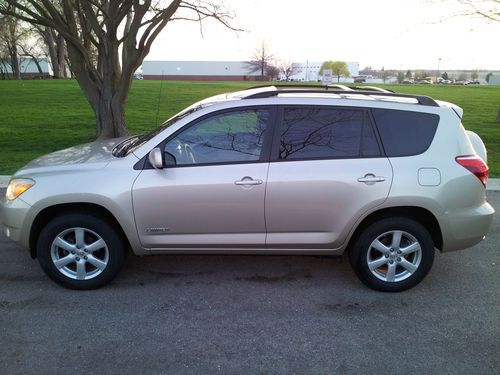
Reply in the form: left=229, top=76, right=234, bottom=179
left=132, top=107, right=274, bottom=249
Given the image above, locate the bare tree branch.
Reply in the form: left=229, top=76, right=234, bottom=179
left=426, top=0, right=500, bottom=23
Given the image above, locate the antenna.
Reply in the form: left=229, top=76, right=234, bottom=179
left=155, top=70, right=165, bottom=125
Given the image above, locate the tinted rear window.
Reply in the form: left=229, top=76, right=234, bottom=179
left=372, top=109, right=439, bottom=157
left=279, top=107, right=380, bottom=160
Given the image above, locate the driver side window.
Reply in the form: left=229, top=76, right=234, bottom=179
left=164, top=108, right=270, bottom=166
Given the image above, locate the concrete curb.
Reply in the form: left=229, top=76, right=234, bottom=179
left=1, top=174, right=499, bottom=190
left=488, top=179, right=500, bottom=191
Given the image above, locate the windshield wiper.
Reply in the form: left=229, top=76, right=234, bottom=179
left=112, top=135, right=142, bottom=157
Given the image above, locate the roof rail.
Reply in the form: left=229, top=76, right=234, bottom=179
left=349, top=86, right=394, bottom=93
left=248, top=84, right=393, bottom=93
left=243, top=85, right=439, bottom=107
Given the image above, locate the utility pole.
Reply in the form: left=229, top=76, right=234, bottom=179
left=436, top=58, right=441, bottom=83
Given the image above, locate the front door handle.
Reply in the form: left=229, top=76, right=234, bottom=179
left=358, top=174, right=386, bottom=184
left=235, top=177, right=263, bottom=186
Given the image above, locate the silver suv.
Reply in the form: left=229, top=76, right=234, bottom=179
left=1, top=85, right=494, bottom=291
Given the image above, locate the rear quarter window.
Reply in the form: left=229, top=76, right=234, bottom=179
left=372, top=109, right=439, bottom=157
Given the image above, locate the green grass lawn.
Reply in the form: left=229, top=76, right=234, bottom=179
left=0, top=80, right=499, bottom=176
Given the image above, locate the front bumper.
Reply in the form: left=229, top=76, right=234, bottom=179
left=0, top=196, right=38, bottom=249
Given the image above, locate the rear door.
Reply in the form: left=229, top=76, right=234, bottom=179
left=265, top=106, right=393, bottom=249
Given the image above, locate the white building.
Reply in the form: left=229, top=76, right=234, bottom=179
left=0, top=56, right=52, bottom=77
left=287, top=61, right=360, bottom=82
left=488, top=73, right=500, bottom=85
left=142, top=60, right=262, bottom=81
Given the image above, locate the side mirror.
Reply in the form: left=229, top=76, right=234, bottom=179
left=148, top=147, right=163, bottom=170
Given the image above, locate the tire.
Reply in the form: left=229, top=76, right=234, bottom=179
left=37, top=213, right=126, bottom=290
left=349, top=217, right=434, bottom=292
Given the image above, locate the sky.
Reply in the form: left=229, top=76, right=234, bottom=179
left=147, top=0, right=500, bottom=70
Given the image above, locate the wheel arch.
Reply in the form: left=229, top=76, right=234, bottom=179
left=29, top=203, right=131, bottom=259
left=347, top=206, right=443, bottom=252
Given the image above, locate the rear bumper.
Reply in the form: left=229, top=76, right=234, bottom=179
left=439, top=201, right=495, bottom=252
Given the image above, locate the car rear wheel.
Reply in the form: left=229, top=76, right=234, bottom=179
left=37, top=213, right=126, bottom=290
left=349, top=217, right=434, bottom=292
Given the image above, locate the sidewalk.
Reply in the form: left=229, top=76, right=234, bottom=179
left=1, top=174, right=499, bottom=190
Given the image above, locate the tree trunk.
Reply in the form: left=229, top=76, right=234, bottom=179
left=42, top=28, right=66, bottom=78
left=56, top=34, right=66, bottom=78
left=82, top=81, right=129, bottom=139
left=9, top=48, right=20, bottom=79
left=65, top=39, right=129, bottom=139
left=0, top=62, right=7, bottom=79
left=91, top=95, right=128, bottom=138
left=44, top=29, right=60, bottom=78
left=32, top=56, right=43, bottom=74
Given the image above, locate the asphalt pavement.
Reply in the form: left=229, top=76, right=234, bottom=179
left=0, top=192, right=499, bottom=375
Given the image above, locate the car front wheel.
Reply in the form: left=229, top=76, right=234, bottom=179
left=37, top=213, right=126, bottom=290
left=349, top=217, right=435, bottom=292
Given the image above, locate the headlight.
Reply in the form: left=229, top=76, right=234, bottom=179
left=5, top=178, right=35, bottom=201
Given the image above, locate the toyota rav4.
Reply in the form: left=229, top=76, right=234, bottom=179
left=1, top=85, right=494, bottom=291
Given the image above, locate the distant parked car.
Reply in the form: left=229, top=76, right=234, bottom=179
left=133, top=72, right=143, bottom=80
left=402, top=79, right=414, bottom=84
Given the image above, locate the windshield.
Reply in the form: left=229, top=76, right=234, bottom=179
left=113, top=102, right=207, bottom=157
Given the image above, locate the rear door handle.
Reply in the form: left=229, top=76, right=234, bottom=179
left=235, top=177, right=263, bottom=186
left=358, top=174, right=386, bottom=183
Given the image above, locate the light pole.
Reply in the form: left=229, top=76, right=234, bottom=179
left=436, top=58, right=442, bottom=83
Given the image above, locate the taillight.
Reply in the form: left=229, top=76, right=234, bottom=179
left=455, top=155, right=489, bottom=188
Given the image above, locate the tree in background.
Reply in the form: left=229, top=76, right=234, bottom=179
left=0, top=0, right=238, bottom=138
left=405, top=69, right=412, bottom=79
left=360, top=66, right=376, bottom=76
left=265, top=64, right=279, bottom=81
left=37, top=27, right=67, bottom=78
left=18, top=35, right=45, bottom=75
left=471, top=70, right=479, bottom=80
left=246, top=41, right=275, bottom=80
left=320, top=60, right=350, bottom=83
left=458, top=72, right=468, bottom=81
left=0, top=5, right=29, bottom=79
left=278, top=60, right=297, bottom=81
left=414, top=70, right=431, bottom=80
left=397, top=71, right=405, bottom=83
left=380, top=67, right=390, bottom=83
left=485, top=72, right=493, bottom=83
left=441, top=71, right=449, bottom=80
left=0, top=40, right=11, bottom=78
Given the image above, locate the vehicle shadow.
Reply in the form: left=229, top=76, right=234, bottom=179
left=121, top=253, right=356, bottom=288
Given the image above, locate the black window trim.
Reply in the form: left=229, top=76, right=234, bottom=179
left=367, top=108, right=387, bottom=156
left=137, top=105, right=278, bottom=170
left=269, top=104, right=385, bottom=163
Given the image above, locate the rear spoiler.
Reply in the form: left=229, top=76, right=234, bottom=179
left=435, top=100, right=463, bottom=119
